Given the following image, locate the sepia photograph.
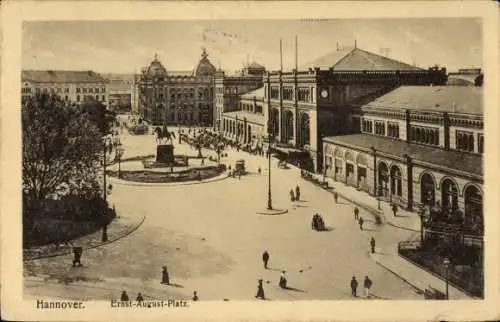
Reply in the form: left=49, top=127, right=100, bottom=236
left=1, top=1, right=499, bottom=321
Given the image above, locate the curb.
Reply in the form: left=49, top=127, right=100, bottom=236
left=386, top=220, right=420, bottom=233
left=371, top=257, right=425, bottom=294
left=24, top=215, right=146, bottom=261
left=108, top=171, right=229, bottom=187
left=256, top=208, right=289, bottom=216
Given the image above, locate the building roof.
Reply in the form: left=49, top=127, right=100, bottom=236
left=362, top=86, right=482, bottom=115
left=447, top=74, right=480, bottom=86
left=146, top=58, right=167, bottom=77
left=247, top=62, right=265, bottom=70
left=22, top=70, right=107, bottom=83
left=222, top=110, right=265, bottom=125
left=323, top=134, right=482, bottom=177
left=195, top=49, right=216, bottom=76
left=300, top=47, right=421, bottom=71
left=240, top=87, right=265, bottom=100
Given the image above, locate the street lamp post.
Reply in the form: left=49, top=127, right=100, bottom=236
left=443, top=257, right=450, bottom=300
left=267, top=122, right=273, bottom=210
left=103, top=138, right=109, bottom=202
left=418, top=204, right=426, bottom=248
left=116, top=146, right=124, bottom=179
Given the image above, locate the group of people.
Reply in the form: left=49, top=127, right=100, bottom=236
left=255, top=251, right=288, bottom=300
left=289, top=185, right=300, bottom=202
left=350, top=275, right=374, bottom=298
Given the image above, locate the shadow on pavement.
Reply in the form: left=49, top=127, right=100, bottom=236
left=284, top=286, right=306, bottom=293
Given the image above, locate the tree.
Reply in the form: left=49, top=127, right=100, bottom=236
left=80, top=97, right=116, bottom=135
left=22, top=93, right=104, bottom=205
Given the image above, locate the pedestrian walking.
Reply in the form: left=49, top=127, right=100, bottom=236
left=136, top=293, right=144, bottom=302
left=101, top=223, right=108, bottom=242
left=370, top=237, right=376, bottom=254
left=255, top=279, right=265, bottom=300
left=334, top=191, right=338, bottom=204
left=364, top=276, right=373, bottom=298
left=392, top=204, right=398, bottom=217
left=262, top=250, right=270, bottom=269
left=258, top=166, right=262, bottom=175
left=278, top=271, right=287, bottom=289
left=350, top=276, right=358, bottom=297
left=290, top=189, right=295, bottom=202
left=295, top=185, right=301, bottom=201
left=354, top=207, right=359, bottom=220
left=192, top=291, right=199, bottom=301
left=120, top=291, right=129, bottom=301
left=359, top=217, right=364, bottom=230
left=161, top=266, right=170, bottom=285
left=72, top=246, right=83, bottom=267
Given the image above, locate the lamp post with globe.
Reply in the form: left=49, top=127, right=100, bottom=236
left=443, top=257, right=451, bottom=300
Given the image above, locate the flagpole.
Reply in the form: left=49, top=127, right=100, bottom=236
left=280, top=38, right=283, bottom=72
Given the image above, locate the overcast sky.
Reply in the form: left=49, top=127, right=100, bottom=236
left=22, top=18, right=482, bottom=74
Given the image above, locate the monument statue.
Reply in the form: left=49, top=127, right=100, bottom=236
left=154, top=126, right=177, bottom=164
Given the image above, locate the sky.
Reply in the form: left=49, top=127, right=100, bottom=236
left=21, top=18, right=482, bottom=74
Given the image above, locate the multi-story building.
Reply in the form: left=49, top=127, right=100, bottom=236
left=264, top=46, right=448, bottom=172
left=447, top=68, right=483, bottom=86
left=137, top=49, right=216, bottom=126
left=323, top=85, right=483, bottom=218
left=221, top=86, right=265, bottom=150
left=214, top=62, right=265, bottom=130
left=101, top=73, right=137, bottom=112
left=21, top=70, right=108, bottom=106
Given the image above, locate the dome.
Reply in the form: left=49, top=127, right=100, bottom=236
left=146, top=55, right=167, bottom=77
left=195, top=48, right=216, bottom=76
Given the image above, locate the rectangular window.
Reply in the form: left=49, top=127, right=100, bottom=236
left=270, top=87, right=279, bottom=99
left=362, top=119, right=373, bottom=134
left=375, top=121, right=385, bottom=136
left=388, top=122, right=400, bottom=138
left=95, top=88, right=99, bottom=93
left=283, top=87, right=294, bottom=101
left=101, top=88, right=106, bottom=93
left=456, top=130, right=475, bottom=152
left=65, top=88, right=69, bottom=93
left=298, top=87, right=311, bottom=102
left=83, top=88, right=87, bottom=94
left=410, top=126, right=439, bottom=146
left=89, top=88, right=94, bottom=93
left=76, top=88, right=81, bottom=93
left=478, top=134, right=484, bottom=154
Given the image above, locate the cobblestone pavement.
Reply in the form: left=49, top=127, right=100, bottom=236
left=24, top=125, right=424, bottom=301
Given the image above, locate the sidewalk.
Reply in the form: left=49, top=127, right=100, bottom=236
left=303, top=174, right=473, bottom=299
left=370, top=250, right=472, bottom=299
left=23, top=213, right=145, bottom=261
left=315, top=175, right=421, bottom=232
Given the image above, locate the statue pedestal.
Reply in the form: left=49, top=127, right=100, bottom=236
left=156, top=145, right=174, bottom=164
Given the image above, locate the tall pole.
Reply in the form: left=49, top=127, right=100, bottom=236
left=445, top=268, right=449, bottom=300
left=295, top=35, right=298, bottom=71
left=280, top=39, right=283, bottom=72
left=267, top=131, right=272, bottom=210
left=103, top=139, right=107, bottom=202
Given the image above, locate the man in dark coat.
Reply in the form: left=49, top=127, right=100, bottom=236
left=120, top=291, right=129, bottom=301
left=295, top=185, right=300, bottom=201
left=350, top=276, right=358, bottom=297
left=72, top=246, right=83, bottom=267
left=370, top=237, right=376, bottom=254
left=192, top=291, right=199, bottom=301
left=334, top=191, right=338, bottom=203
left=136, top=293, right=144, bottom=302
left=354, top=207, right=359, bottom=220
left=392, top=204, right=398, bottom=217
left=359, top=217, right=364, bottom=230
left=262, top=251, right=270, bottom=269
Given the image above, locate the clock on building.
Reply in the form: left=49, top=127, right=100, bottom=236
left=320, top=88, right=329, bottom=98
